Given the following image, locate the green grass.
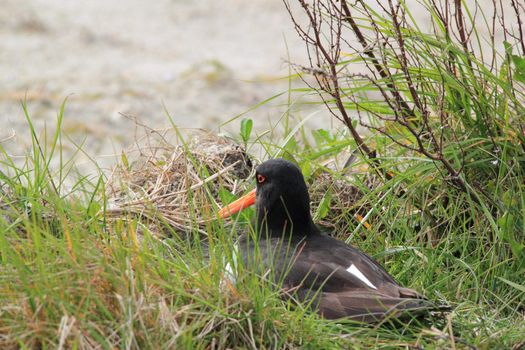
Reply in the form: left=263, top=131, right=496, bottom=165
left=0, top=101, right=523, bottom=349
left=2, top=0, right=525, bottom=348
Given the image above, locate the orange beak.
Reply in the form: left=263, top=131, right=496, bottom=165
left=218, top=189, right=256, bottom=219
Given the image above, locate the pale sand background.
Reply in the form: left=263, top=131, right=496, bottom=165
left=0, top=0, right=508, bottom=173
left=1, top=0, right=319, bottom=171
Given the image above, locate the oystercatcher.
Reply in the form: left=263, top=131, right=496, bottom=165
left=219, top=158, right=440, bottom=322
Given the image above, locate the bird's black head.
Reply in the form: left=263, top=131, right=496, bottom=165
left=254, top=159, right=315, bottom=236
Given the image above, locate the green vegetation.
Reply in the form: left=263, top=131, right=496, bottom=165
left=2, top=0, right=525, bottom=349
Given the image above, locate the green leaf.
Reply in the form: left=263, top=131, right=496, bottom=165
left=240, top=118, right=253, bottom=143
left=504, top=41, right=525, bottom=83
left=313, top=190, right=332, bottom=221
left=317, top=129, right=333, bottom=143
left=121, top=151, right=129, bottom=169
left=87, top=201, right=101, bottom=217
left=511, top=54, right=525, bottom=83
left=280, top=151, right=298, bottom=166
left=503, top=41, right=512, bottom=55
left=284, top=135, right=298, bottom=153
left=497, top=212, right=524, bottom=257
left=218, top=187, right=236, bottom=205
left=498, top=277, right=525, bottom=293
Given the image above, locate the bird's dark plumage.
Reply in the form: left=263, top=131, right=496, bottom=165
left=220, top=158, right=441, bottom=322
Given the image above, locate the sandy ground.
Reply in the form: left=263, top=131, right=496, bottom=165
left=0, top=0, right=509, bottom=174
left=0, top=0, right=314, bottom=172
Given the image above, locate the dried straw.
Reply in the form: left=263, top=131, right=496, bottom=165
left=105, top=128, right=254, bottom=238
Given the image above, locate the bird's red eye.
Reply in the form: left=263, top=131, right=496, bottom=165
left=257, top=174, right=266, bottom=184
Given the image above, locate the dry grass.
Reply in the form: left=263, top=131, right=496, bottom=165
left=105, top=129, right=254, bottom=238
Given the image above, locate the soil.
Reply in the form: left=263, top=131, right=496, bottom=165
left=0, top=0, right=311, bottom=173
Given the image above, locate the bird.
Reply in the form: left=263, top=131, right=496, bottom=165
left=218, top=158, right=442, bottom=322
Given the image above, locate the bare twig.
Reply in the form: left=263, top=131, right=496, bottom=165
left=284, top=0, right=513, bottom=205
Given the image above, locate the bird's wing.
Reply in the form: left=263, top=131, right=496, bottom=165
left=279, top=236, right=424, bottom=297
left=315, top=290, right=436, bottom=321
left=280, top=255, right=436, bottom=321
left=247, top=234, right=427, bottom=300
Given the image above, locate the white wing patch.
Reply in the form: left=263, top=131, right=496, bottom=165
left=223, top=243, right=238, bottom=284
left=346, top=264, right=377, bottom=290
left=224, top=262, right=235, bottom=283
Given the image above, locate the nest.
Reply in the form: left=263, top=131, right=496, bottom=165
left=105, top=130, right=254, bottom=237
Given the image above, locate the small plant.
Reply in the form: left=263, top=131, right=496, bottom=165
left=239, top=118, right=253, bottom=149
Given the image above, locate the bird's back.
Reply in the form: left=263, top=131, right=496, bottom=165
left=238, top=232, right=436, bottom=321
